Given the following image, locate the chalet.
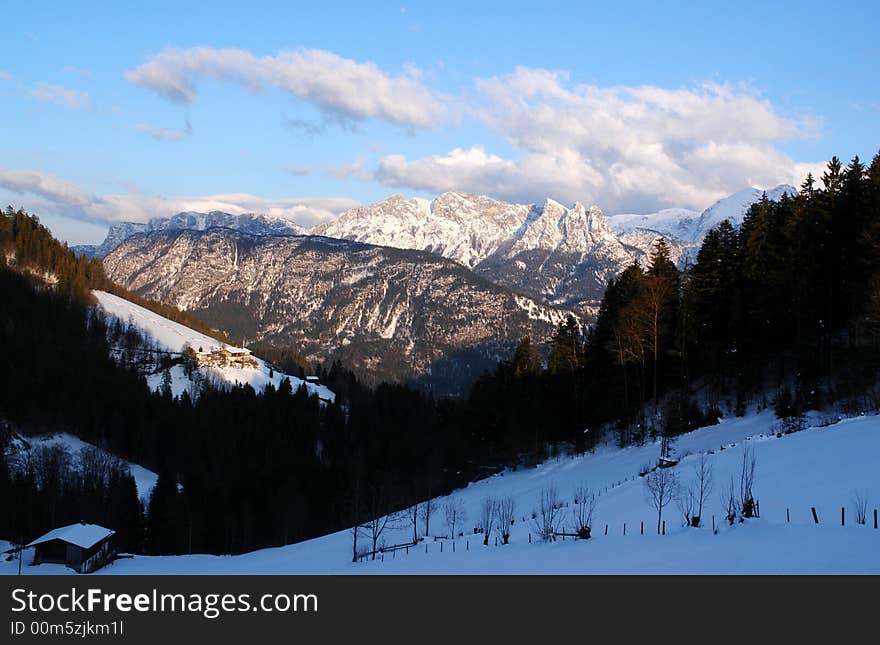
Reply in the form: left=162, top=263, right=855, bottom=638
left=27, top=522, right=116, bottom=573
left=193, top=345, right=258, bottom=369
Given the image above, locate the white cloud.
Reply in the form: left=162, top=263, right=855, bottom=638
left=0, top=168, right=93, bottom=206
left=0, top=167, right=358, bottom=227
left=0, top=70, right=12, bottom=81
left=125, top=47, right=443, bottom=127
left=377, top=69, right=822, bottom=212
left=325, top=158, right=371, bottom=180
left=30, top=83, right=90, bottom=110
left=377, top=146, right=519, bottom=195
left=133, top=120, right=192, bottom=141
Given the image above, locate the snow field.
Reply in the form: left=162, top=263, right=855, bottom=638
left=4, top=409, right=877, bottom=574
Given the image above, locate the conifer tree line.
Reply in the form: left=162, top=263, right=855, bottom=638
left=0, top=266, right=474, bottom=555
left=472, top=152, right=880, bottom=450
left=0, top=207, right=236, bottom=345
left=1, top=150, right=879, bottom=557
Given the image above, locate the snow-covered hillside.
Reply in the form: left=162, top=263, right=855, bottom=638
left=92, top=291, right=334, bottom=402
left=5, top=410, right=878, bottom=574
left=6, top=432, right=158, bottom=502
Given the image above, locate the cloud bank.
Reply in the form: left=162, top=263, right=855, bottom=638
left=376, top=69, right=823, bottom=212
left=126, top=47, right=444, bottom=128
left=0, top=168, right=357, bottom=227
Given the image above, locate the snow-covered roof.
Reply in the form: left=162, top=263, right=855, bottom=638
left=27, top=523, right=115, bottom=550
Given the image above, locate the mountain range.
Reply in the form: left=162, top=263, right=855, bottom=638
left=92, top=185, right=795, bottom=389
left=101, top=228, right=571, bottom=391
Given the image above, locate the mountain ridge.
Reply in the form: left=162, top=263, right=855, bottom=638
left=102, top=227, right=574, bottom=392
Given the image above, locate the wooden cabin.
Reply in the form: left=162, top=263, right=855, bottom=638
left=27, top=522, right=116, bottom=573
left=194, top=345, right=258, bottom=369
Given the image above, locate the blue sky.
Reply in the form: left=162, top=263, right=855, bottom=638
left=1, top=0, right=878, bottom=244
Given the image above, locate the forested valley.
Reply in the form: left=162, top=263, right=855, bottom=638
left=1, top=152, right=879, bottom=556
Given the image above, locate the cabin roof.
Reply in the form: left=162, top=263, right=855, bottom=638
left=27, top=523, right=115, bottom=550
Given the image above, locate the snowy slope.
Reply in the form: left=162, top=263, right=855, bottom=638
left=607, top=207, right=701, bottom=241
left=610, top=184, right=797, bottom=266
left=92, top=290, right=334, bottom=402
left=6, top=432, right=157, bottom=502
left=6, top=410, right=878, bottom=574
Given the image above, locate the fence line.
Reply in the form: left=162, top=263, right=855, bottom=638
left=356, top=501, right=878, bottom=564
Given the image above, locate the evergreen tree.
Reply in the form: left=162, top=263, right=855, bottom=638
left=146, top=470, right=182, bottom=555
left=548, top=315, right=581, bottom=375
left=512, top=335, right=542, bottom=377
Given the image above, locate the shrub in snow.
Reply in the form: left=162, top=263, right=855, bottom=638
left=533, top=485, right=562, bottom=541
left=570, top=484, right=597, bottom=539
left=853, top=490, right=869, bottom=525
left=496, top=497, right=515, bottom=544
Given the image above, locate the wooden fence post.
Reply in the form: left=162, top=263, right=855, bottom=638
left=623, top=523, right=626, bottom=536
left=604, top=524, right=608, bottom=535
left=640, top=521, right=644, bottom=535
left=426, top=543, right=428, bottom=553
left=786, top=508, right=790, bottom=523
left=453, top=541, right=455, bottom=553
left=662, top=520, right=665, bottom=535
left=712, top=515, right=715, bottom=532
left=841, top=506, right=845, bottom=526
left=528, top=533, right=531, bottom=544
left=441, top=541, right=443, bottom=553
left=875, top=509, right=878, bottom=529
left=811, top=507, right=819, bottom=524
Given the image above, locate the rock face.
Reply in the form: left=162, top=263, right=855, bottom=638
left=102, top=229, right=572, bottom=393
left=314, top=192, right=632, bottom=315
left=95, top=185, right=796, bottom=390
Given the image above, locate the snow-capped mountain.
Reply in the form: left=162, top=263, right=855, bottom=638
left=315, top=192, right=633, bottom=314
left=102, top=228, right=573, bottom=391
left=312, top=192, right=531, bottom=269
left=694, top=184, right=797, bottom=237
left=609, top=184, right=798, bottom=265
left=74, top=211, right=305, bottom=258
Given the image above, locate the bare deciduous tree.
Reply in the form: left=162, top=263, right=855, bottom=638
left=644, top=468, right=677, bottom=534
left=420, top=497, right=434, bottom=537
left=675, top=480, right=696, bottom=527
left=480, top=496, right=497, bottom=545
left=694, top=453, right=714, bottom=525
left=853, top=489, right=869, bottom=525
left=533, top=484, right=562, bottom=541
left=444, top=498, right=466, bottom=540
left=738, top=444, right=757, bottom=518
left=496, top=496, right=516, bottom=544
left=408, top=502, right=420, bottom=544
left=721, top=475, right=738, bottom=525
left=360, top=482, right=403, bottom=560
left=571, top=484, right=597, bottom=538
